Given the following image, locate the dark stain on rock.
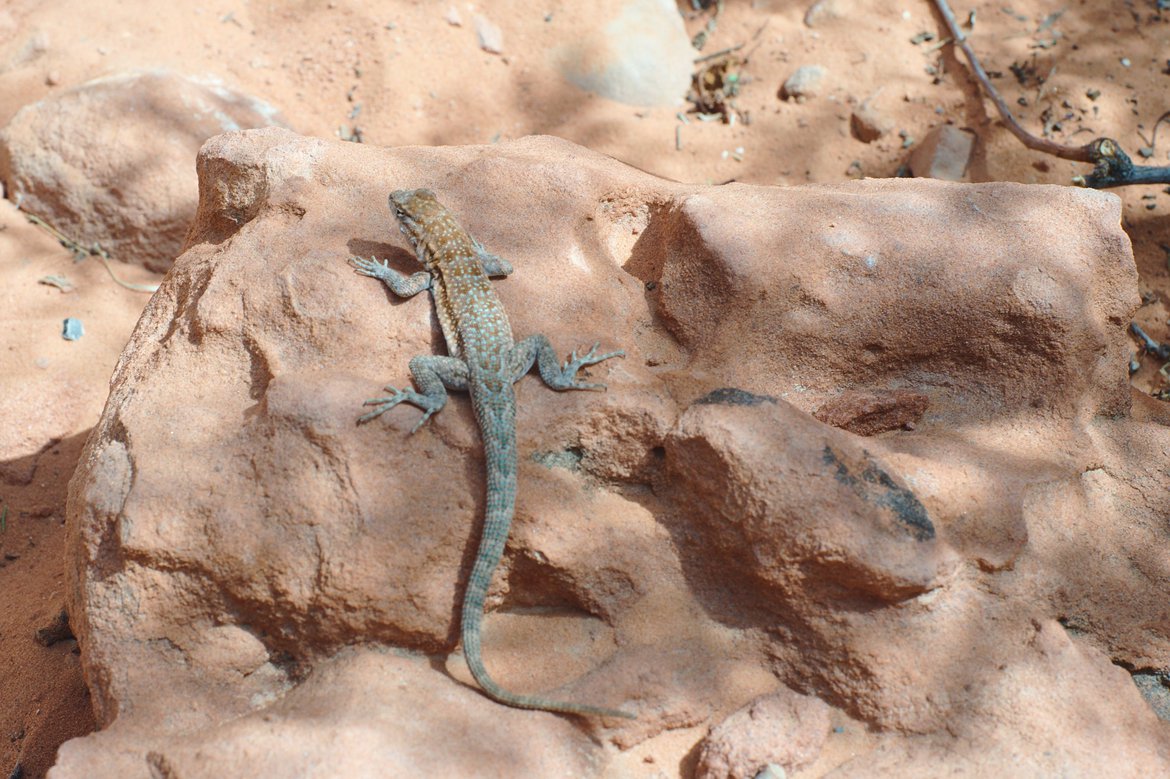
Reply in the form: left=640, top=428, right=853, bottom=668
left=822, top=445, right=935, bottom=541
left=694, top=387, right=778, bottom=407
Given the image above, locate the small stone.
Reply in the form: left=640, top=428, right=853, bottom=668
left=804, top=0, right=849, bottom=28
left=850, top=100, right=892, bottom=142
left=474, top=14, right=504, bottom=54
left=444, top=5, right=462, bottom=26
left=755, top=766, right=788, bottom=779
left=44, top=70, right=60, bottom=86
left=35, top=609, right=73, bottom=646
left=61, top=317, right=83, bottom=341
left=780, top=65, right=826, bottom=101
left=1086, top=88, right=1101, bottom=100
left=907, top=125, right=976, bottom=181
left=696, top=690, right=830, bottom=778
left=37, top=274, right=75, bottom=292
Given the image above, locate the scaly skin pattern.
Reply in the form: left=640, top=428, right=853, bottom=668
left=351, top=188, right=634, bottom=719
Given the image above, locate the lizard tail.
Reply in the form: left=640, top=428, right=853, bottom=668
left=460, top=407, right=635, bottom=720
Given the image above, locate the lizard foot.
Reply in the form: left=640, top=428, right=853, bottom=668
left=349, top=256, right=393, bottom=280
left=358, top=386, right=441, bottom=432
left=562, top=343, right=625, bottom=390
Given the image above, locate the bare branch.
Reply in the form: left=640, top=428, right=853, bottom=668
left=930, top=0, right=1170, bottom=188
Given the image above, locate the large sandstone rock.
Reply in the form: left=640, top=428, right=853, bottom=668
left=59, top=129, right=1170, bottom=777
left=0, top=70, right=286, bottom=272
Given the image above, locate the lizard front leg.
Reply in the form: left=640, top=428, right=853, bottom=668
left=509, top=335, right=624, bottom=391
left=471, top=238, right=513, bottom=277
left=359, top=355, right=469, bottom=432
left=350, top=256, right=433, bottom=298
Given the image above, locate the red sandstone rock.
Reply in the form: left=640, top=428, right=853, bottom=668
left=56, top=649, right=601, bottom=778
left=0, top=70, right=286, bottom=272
left=57, top=130, right=1170, bottom=777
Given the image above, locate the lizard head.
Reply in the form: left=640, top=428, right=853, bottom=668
left=389, top=188, right=457, bottom=270
left=389, top=188, right=437, bottom=228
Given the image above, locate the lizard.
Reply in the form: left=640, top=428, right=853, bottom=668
left=350, top=188, right=635, bottom=720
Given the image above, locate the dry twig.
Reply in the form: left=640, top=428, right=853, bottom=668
left=931, top=0, right=1170, bottom=188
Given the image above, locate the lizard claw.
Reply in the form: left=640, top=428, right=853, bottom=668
left=559, top=343, right=625, bottom=391
left=357, top=385, right=408, bottom=423
left=563, top=343, right=625, bottom=374
left=357, top=385, right=443, bottom=431
left=409, top=409, right=437, bottom=434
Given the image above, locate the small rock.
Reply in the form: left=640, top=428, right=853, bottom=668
left=35, top=609, right=73, bottom=646
left=850, top=99, right=892, bottom=143
left=755, top=766, right=788, bottom=779
left=907, top=125, right=976, bottom=181
left=38, top=274, right=75, bottom=292
left=44, top=70, right=60, bottom=86
left=695, top=689, right=830, bottom=779
left=444, top=5, right=462, bottom=26
left=474, top=14, right=504, bottom=54
left=779, top=66, right=826, bottom=101
left=804, top=0, right=849, bottom=27
left=61, top=317, right=83, bottom=341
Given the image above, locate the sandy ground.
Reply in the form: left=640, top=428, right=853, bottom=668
left=2, top=0, right=1169, bottom=775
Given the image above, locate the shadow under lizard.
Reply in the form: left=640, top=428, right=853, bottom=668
left=351, top=188, right=634, bottom=719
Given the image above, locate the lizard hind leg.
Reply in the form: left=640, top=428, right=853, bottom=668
left=358, top=354, right=469, bottom=431
left=510, top=335, right=625, bottom=391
